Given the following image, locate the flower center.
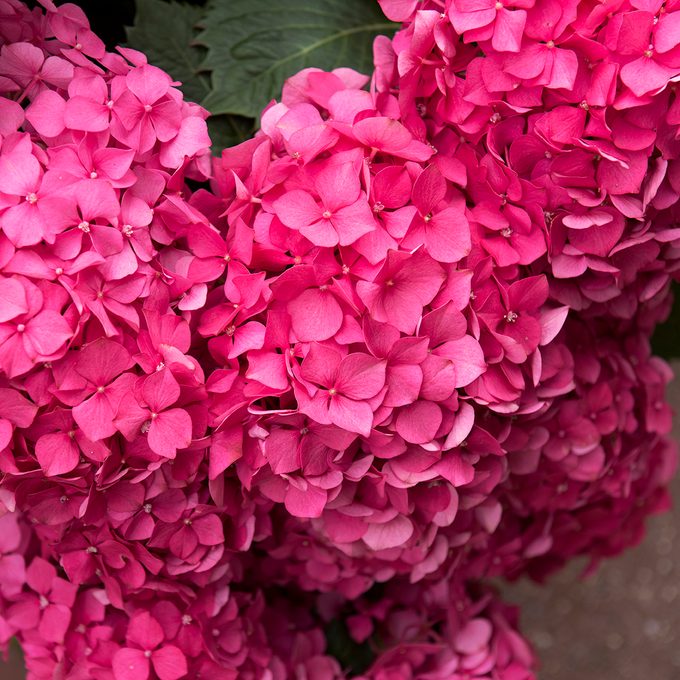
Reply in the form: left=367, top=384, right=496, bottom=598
left=143, top=503, right=153, bottom=513
left=16, top=323, right=25, bottom=332
left=25, top=192, right=38, bottom=204
left=78, top=221, right=90, bottom=233
left=504, top=311, right=518, bottom=323
left=122, top=224, right=134, bottom=236
left=322, top=210, right=332, bottom=219
left=144, top=104, right=153, bottom=113
left=500, top=227, right=513, bottom=238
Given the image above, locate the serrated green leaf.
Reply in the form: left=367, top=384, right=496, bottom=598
left=197, top=0, right=397, bottom=118
left=126, top=0, right=210, bottom=104
left=127, top=0, right=257, bottom=152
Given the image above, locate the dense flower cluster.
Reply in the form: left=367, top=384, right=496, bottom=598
left=0, top=0, right=679, bottom=677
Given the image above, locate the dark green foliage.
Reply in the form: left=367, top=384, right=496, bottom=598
left=126, top=0, right=397, bottom=149
left=324, top=618, right=376, bottom=674
left=652, top=282, right=680, bottom=359
left=127, top=0, right=210, bottom=104
left=197, top=0, right=395, bottom=118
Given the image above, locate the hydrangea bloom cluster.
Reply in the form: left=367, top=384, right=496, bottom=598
left=0, top=0, right=678, bottom=678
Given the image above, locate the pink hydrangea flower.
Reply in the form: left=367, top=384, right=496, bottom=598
left=0, top=0, right=679, bottom=677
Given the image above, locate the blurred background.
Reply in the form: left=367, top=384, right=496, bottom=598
left=497, top=362, right=680, bottom=680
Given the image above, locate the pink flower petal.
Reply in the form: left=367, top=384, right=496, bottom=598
left=0, top=278, right=28, bottom=322
left=492, top=8, right=526, bottom=53
left=272, top=190, right=320, bottom=228
left=64, top=95, right=109, bottom=132
left=25, top=90, right=66, bottom=138
left=336, top=354, right=386, bottom=400
left=72, top=392, right=118, bottom=442
left=455, top=618, right=493, bottom=654
left=152, top=645, right=188, bottom=680
left=284, top=481, right=327, bottom=518
left=288, top=287, right=344, bottom=341
left=24, top=310, right=72, bottom=357
left=142, top=368, right=180, bottom=413
left=395, top=401, right=443, bottom=444
left=113, top=648, right=150, bottom=680
left=35, top=433, right=79, bottom=476
left=148, top=408, right=192, bottom=458
left=127, top=612, right=164, bottom=650
left=363, top=515, right=414, bottom=550
left=328, top=394, right=375, bottom=437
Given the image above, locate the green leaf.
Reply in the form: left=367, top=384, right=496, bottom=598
left=651, top=281, right=680, bottom=359
left=197, top=0, right=397, bottom=118
left=126, top=0, right=210, bottom=104
left=127, top=0, right=396, bottom=151
left=208, top=114, right=256, bottom=152
left=127, top=0, right=256, bottom=151
left=325, top=618, right=375, bottom=674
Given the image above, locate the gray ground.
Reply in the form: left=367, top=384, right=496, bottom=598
left=3, top=363, right=680, bottom=679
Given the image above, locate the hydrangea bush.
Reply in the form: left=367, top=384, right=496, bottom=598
left=0, top=0, right=679, bottom=677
